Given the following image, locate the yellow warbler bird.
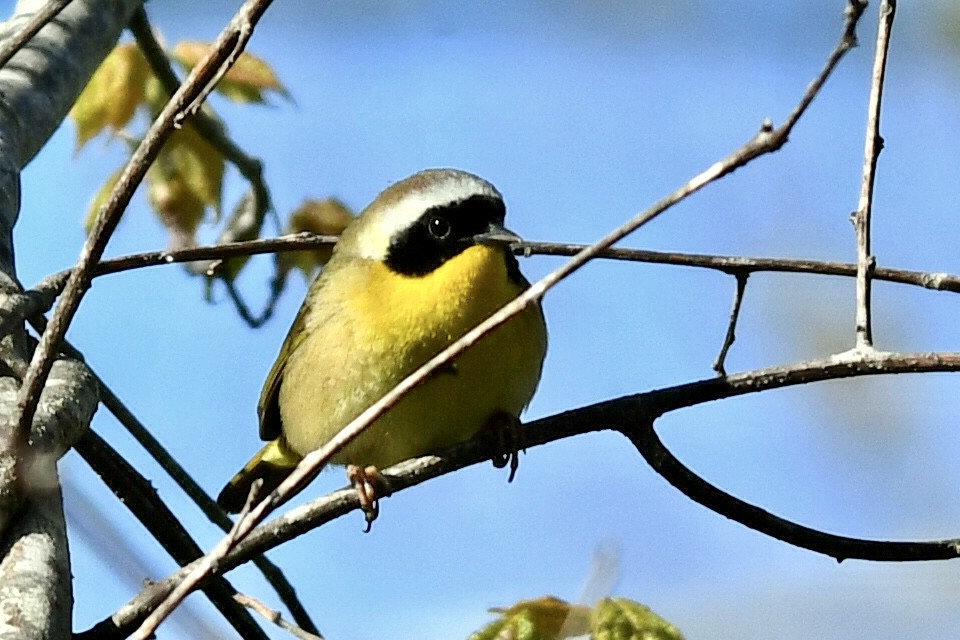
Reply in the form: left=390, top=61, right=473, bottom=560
left=217, top=169, right=547, bottom=522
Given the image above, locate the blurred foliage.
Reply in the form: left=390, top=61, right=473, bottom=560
left=469, top=596, right=684, bottom=640
left=173, top=41, right=291, bottom=104
left=69, top=38, right=286, bottom=249
left=146, top=123, right=224, bottom=248
left=71, top=44, right=148, bottom=148
left=65, top=33, right=350, bottom=324
left=281, top=198, right=356, bottom=278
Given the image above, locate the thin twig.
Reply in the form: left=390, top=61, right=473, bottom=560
left=0, top=0, right=73, bottom=69
left=713, top=273, right=748, bottom=376
left=852, top=0, right=895, bottom=350
left=779, top=0, right=867, bottom=134
left=14, top=0, right=275, bottom=484
left=234, top=593, right=325, bottom=640
left=95, top=239, right=960, bottom=295
left=15, top=235, right=960, bottom=335
left=95, top=233, right=336, bottom=278
left=222, top=275, right=273, bottom=327
left=520, top=243, right=960, bottom=295
left=0, top=276, right=62, bottom=342
left=134, top=480, right=261, bottom=639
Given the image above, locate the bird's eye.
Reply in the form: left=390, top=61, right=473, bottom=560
left=427, top=215, right=451, bottom=240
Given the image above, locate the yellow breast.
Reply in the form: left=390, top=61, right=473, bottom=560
left=277, top=244, right=546, bottom=467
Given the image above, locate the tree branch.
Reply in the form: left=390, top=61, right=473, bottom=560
left=852, top=0, right=895, bottom=350
left=0, top=357, right=99, bottom=639
left=624, top=416, right=952, bottom=564
left=712, top=272, right=748, bottom=376
left=11, top=236, right=960, bottom=345
left=86, top=348, right=960, bottom=637
left=234, top=593, right=324, bottom=640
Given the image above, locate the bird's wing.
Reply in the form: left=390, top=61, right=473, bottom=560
left=258, top=299, right=314, bottom=441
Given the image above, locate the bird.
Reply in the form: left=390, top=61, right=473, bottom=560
left=216, top=168, right=548, bottom=525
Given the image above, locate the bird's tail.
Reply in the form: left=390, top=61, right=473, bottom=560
left=217, top=438, right=301, bottom=514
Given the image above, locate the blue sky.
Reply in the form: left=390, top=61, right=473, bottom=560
left=11, top=1, right=960, bottom=638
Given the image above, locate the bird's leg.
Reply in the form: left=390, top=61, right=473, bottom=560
left=346, top=464, right=392, bottom=532
left=485, top=411, right=525, bottom=482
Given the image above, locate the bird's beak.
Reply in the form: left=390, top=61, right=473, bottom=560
left=473, top=222, right=523, bottom=247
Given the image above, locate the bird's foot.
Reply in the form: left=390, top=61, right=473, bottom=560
left=347, top=464, right=392, bottom=532
left=485, top=411, right=525, bottom=483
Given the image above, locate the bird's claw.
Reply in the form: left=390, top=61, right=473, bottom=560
left=347, top=464, right=392, bottom=532
left=486, top=411, right=524, bottom=483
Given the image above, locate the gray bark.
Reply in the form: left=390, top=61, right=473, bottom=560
left=0, top=0, right=142, bottom=637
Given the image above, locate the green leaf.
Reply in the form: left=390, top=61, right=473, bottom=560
left=469, top=596, right=591, bottom=640
left=147, top=162, right=206, bottom=247
left=84, top=167, right=124, bottom=232
left=146, top=124, right=224, bottom=246
left=70, top=43, right=148, bottom=149
left=591, top=598, right=685, bottom=640
left=469, top=596, right=684, bottom=640
left=170, top=124, right=224, bottom=216
left=280, top=198, right=354, bottom=277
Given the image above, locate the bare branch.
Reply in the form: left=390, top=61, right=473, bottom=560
left=89, top=238, right=960, bottom=296
left=92, top=371, right=320, bottom=635
left=229, top=349, right=960, bottom=568
left=779, top=0, right=867, bottom=135
left=234, top=593, right=325, bottom=640
left=712, top=273, right=748, bottom=376
left=852, top=0, right=896, bottom=350
left=625, top=398, right=949, bottom=563
left=0, top=356, right=98, bottom=639
left=221, top=274, right=279, bottom=328
left=519, top=243, right=960, bottom=295
left=13, top=236, right=960, bottom=346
